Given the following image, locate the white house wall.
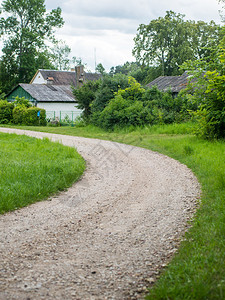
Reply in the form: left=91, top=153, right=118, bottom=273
left=36, top=102, right=82, bottom=121
left=32, top=71, right=46, bottom=84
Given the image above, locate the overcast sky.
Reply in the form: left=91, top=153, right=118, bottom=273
left=0, top=0, right=224, bottom=71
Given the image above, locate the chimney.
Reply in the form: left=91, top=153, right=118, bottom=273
left=75, top=65, right=85, bottom=87
left=47, top=77, right=54, bottom=85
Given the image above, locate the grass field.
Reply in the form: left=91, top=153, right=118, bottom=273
left=1, top=123, right=224, bottom=299
left=0, top=132, right=85, bottom=214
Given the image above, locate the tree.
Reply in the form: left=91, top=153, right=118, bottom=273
left=133, top=11, right=222, bottom=76
left=95, top=77, right=151, bottom=130
left=91, top=73, right=129, bottom=113
left=109, top=61, right=162, bottom=84
left=71, top=56, right=87, bottom=68
left=183, top=28, right=225, bottom=139
left=188, top=20, right=222, bottom=60
left=95, top=63, right=105, bottom=75
left=0, top=0, right=64, bottom=92
left=50, top=40, right=71, bottom=70
left=72, top=80, right=100, bottom=120
left=218, top=0, right=225, bottom=21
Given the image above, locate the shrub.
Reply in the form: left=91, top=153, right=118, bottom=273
left=12, top=104, right=27, bottom=124
left=13, top=105, right=46, bottom=126
left=24, top=107, right=47, bottom=126
left=72, top=80, right=100, bottom=120
left=0, top=100, right=14, bottom=124
left=13, top=96, right=32, bottom=108
left=96, top=94, right=152, bottom=130
left=93, top=76, right=193, bottom=130
left=182, top=30, right=225, bottom=139
left=91, top=73, right=129, bottom=113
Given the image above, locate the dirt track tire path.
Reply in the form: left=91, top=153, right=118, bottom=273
left=0, top=128, right=200, bottom=299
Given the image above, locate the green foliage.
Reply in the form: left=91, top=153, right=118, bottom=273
left=12, top=104, right=27, bottom=124
left=133, top=11, right=222, bottom=76
left=50, top=40, right=71, bottom=70
left=91, top=73, right=129, bottom=113
left=95, top=63, right=106, bottom=75
left=109, top=62, right=162, bottom=85
left=116, top=76, right=146, bottom=101
left=14, top=96, right=32, bottom=108
left=12, top=97, right=46, bottom=125
left=144, top=87, right=196, bottom=124
left=0, top=133, right=85, bottom=214
left=0, top=89, right=6, bottom=99
left=91, top=76, right=194, bottom=130
left=24, top=107, right=47, bottom=126
left=96, top=94, right=152, bottom=130
left=0, top=0, right=64, bottom=91
left=183, top=31, right=225, bottom=139
left=0, top=100, right=14, bottom=124
left=72, top=79, right=100, bottom=120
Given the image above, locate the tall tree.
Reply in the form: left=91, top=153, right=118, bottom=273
left=50, top=40, right=71, bottom=70
left=133, top=11, right=222, bottom=76
left=218, top=0, right=225, bottom=21
left=95, top=63, right=105, bottom=75
left=0, top=0, right=64, bottom=92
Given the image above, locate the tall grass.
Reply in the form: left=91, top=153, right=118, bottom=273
left=1, top=123, right=225, bottom=299
left=0, top=133, right=85, bottom=214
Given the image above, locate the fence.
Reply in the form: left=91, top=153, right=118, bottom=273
left=46, top=111, right=81, bottom=125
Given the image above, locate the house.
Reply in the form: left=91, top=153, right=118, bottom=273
left=7, top=66, right=101, bottom=121
left=146, top=72, right=189, bottom=96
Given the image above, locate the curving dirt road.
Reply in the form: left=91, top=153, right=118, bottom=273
left=0, top=128, right=200, bottom=299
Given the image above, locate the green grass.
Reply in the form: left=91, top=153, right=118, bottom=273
left=0, top=132, right=85, bottom=214
left=1, top=123, right=225, bottom=299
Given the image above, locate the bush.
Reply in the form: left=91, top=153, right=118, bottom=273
left=24, top=107, right=47, bottom=126
left=95, top=94, right=152, bottom=130
left=72, top=80, right=100, bottom=120
left=182, top=31, right=225, bottom=139
left=0, top=100, right=14, bottom=124
left=91, top=73, right=129, bottom=113
left=93, top=76, right=193, bottom=130
left=13, top=96, right=32, bottom=108
left=13, top=105, right=46, bottom=126
left=12, top=105, right=27, bottom=124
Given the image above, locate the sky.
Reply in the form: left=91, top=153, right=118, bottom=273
left=0, top=0, right=224, bottom=72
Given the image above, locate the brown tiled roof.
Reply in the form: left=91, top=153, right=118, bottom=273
left=146, top=72, right=189, bottom=93
left=37, top=69, right=101, bottom=87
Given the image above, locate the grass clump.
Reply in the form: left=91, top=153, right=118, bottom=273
left=0, top=133, right=85, bottom=214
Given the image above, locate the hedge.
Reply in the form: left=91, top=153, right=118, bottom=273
left=0, top=100, right=14, bottom=124
left=13, top=105, right=46, bottom=126
left=24, top=107, right=47, bottom=126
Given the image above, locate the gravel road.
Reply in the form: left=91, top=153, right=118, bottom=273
left=0, top=128, right=200, bottom=299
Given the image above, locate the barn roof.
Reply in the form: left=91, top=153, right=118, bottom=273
left=17, top=84, right=75, bottom=102
left=146, top=72, right=189, bottom=93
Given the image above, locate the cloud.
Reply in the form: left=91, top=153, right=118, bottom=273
left=51, top=0, right=223, bottom=71
left=62, top=0, right=154, bottom=20
left=59, top=14, right=139, bottom=35
left=0, top=0, right=223, bottom=72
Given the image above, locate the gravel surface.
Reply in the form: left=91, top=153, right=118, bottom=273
left=0, top=128, right=200, bottom=300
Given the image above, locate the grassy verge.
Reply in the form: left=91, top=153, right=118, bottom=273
left=0, top=132, right=85, bottom=214
left=1, top=123, right=224, bottom=299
